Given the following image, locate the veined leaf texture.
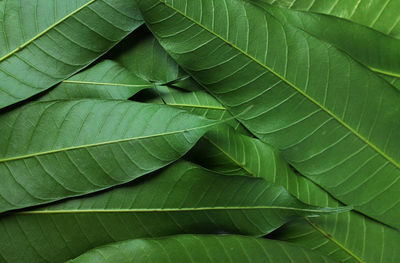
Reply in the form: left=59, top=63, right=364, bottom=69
left=137, top=0, right=400, bottom=229
left=0, top=161, right=346, bottom=262
left=0, top=100, right=214, bottom=212
left=0, top=0, right=399, bottom=262
left=0, top=0, right=143, bottom=109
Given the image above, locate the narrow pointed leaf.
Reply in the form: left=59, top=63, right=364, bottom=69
left=39, top=60, right=154, bottom=100
left=0, top=161, right=346, bottom=262
left=0, top=100, right=214, bottom=212
left=138, top=0, right=400, bottom=228
left=68, top=235, right=340, bottom=263
left=0, top=0, right=142, bottom=109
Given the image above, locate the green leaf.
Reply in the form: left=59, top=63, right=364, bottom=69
left=138, top=0, right=400, bottom=228
left=0, top=100, right=214, bottom=212
left=39, top=60, right=154, bottom=100
left=144, top=86, right=247, bottom=132
left=187, top=124, right=400, bottom=263
left=256, top=0, right=400, bottom=39
left=67, top=234, right=340, bottom=263
left=251, top=3, right=400, bottom=83
left=0, top=161, right=346, bottom=262
left=107, top=26, right=182, bottom=85
left=0, top=0, right=142, bottom=109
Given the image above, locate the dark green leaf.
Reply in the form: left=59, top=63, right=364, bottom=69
left=0, top=100, right=213, bottom=212
left=0, top=161, right=346, bottom=262
left=188, top=124, right=400, bottom=263
left=0, top=0, right=143, bottom=109
left=251, top=3, right=400, bottom=83
left=68, top=234, right=340, bottom=263
left=257, top=0, right=400, bottom=39
left=138, top=0, right=400, bottom=228
left=39, top=60, right=154, bottom=100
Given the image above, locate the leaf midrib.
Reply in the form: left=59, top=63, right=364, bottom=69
left=0, top=0, right=97, bottom=62
left=19, top=206, right=343, bottom=214
left=0, top=122, right=215, bottom=163
left=158, top=0, right=400, bottom=171
left=61, top=80, right=155, bottom=88
left=306, top=218, right=365, bottom=263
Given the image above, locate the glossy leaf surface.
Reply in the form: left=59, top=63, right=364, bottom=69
left=0, top=100, right=213, bottom=212
left=0, top=0, right=142, bottom=109
left=138, top=0, right=400, bottom=228
left=0, top=161, right=345, bottom=262
left=68, top=235, right=340, bottom=263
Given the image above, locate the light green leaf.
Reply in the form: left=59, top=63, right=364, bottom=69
left=256, top=0, right=400, bottom=39
left=68, top=234, right=340, bottom=263
left=0, top=0, right=142, bottom=109
left=0, top=100, right=214, bottom=212
left=189, top=126, right=400, bottom=263
left=39, top=60, right=154, bottom=100
left=0, top=161, right=346, bottom=262
left=138, top=0, right=400, bottom=228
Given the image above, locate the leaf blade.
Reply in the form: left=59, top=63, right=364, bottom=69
left=138, top=0, right=400, bottom=228
left=0, top=100, right=213, bottom=212
left=0, top=0, right=143, bottom=109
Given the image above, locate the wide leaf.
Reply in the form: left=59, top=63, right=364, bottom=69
left=0, top=0, right=142, bottom=109
left=68, top=234, right=340, bottom=263
left=0, top=100, right=214, bottom=212
left=0, top=161, right=346, bottom=262
left=138, top=0, right=400, bottom=228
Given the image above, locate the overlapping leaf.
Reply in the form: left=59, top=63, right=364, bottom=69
left=250, top=3, right=400, bottom=83
left=0, top=161, right=346, bottom=262
left=138, top=0, right=400, bottom=228
left=68, top=235, right=340, bottom=263
left=188, top=124, right=400, bottom=263
left=0, top=100, right=214, bottom=212
left=39, top=60, right=154, bottom=100
left=140, top=87, right=400, bottom=263
left=257, top=0, right=400, bottom=39
left=0, top=0, right=143, bottom=109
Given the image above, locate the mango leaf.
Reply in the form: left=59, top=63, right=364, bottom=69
left=251, top=3, right=400, bottom=84
left=140, top=86, right=400, bottom=263
left=39, top=60, right=154, bottom=100
left=67, top=235, right=340, bottom=263
left=0, top=100, right=214, bottom=212
left=138, top=0, right=400, bottom=228
left=0, top=161, right=347, bottom=262
left=256, top=0, right=400, bottom=39
left=107, top=26, right=202, bottom=91
left=0, top=0, right=142, bottom=109
left=189, top=125, right=400, bottom=263
left=145, top=86, right=247, bottom=131
left=107, top=26, right=182, bottom=85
